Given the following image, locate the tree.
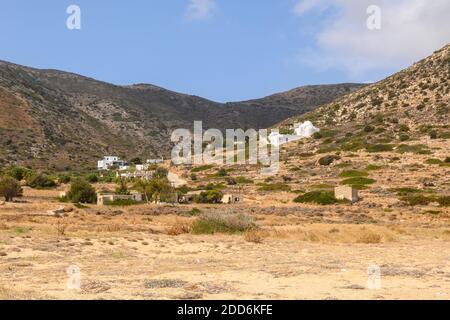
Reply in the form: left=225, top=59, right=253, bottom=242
left=4, top=166, right=31, bottom=181
left=85, top=173, right=99, bottom=183
left=133, top=179, right=152, bottom=203
left=67, top=179, right=97, bottom=204
left=195, top=190, right=222, bottom=204
left=149, top=177, right=173, bottom=203
left=133, top=176, right=174, bottom=204
left=153, top=167, right=168, bottom=179
left=115, top=178, right=130, bottom=195
left=0, top=176, right=23, bottom=202
left=27, top=174, right=56, bottom=189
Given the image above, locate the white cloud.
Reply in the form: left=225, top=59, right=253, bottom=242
left=293, top=0, right=331, bottom=15
left=293, top=0, right=450, bottom=76
left=185, top=0, right=217, bottom=22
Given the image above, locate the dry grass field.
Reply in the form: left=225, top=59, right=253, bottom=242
left=1, top=175, right=449, bottom=300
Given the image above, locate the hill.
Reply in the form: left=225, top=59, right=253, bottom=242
left=0, top=60, right=363, bottom=170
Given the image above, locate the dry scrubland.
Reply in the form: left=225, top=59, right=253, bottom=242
left=1, top=136, right=449, bottom=300
left=0, top=45, right=449, bottom=300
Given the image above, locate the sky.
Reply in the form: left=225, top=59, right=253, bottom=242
left=0, top=0, right=449, bottom=102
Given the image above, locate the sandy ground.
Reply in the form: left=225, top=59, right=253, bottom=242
left=1, top=187, right=450, bottom=300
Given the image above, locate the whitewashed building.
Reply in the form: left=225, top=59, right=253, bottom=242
left=97, top=156, right=129, bottom=171
left=294, top=121, right=320, bottom=138
left=268, top=121, right=320, bottom=147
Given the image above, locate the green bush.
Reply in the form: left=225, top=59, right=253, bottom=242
left=429, top=130, right=438, bottom=139
left=215, top=168, right=228, bottom=177
left=399, top=134, right=410, bottom=142
left=85, top=173, right=99, bottom=183
left=4, top=166, right=31, bottom=181
left=366, top=144, right=394, bottom=153
left=191, top=213, right=255, bottom=234
left=257, top=183, right=291, bottom=192
left=235, top=176, right=254, bottom=184
left=191, top=165, right=214, bottom=173
left=366, top=164, right=382, bottom=171
left=313, top=132, right=323, bottom=139
left=437, top=196, right=450, bottom=207
left=27, top=174, right=56, bottom=189
left=0, top=176, right=23, bottom=202
left=58, top=175, right=71, bottom=184
left=107, top=199, right=139, bottom=206
left=401, top=195, right=433, bottom=206
left=294, top=191, right=340, bottom=205
left=341, top=177, right=376, bottom=188
left=339, top=170, right=369, bottom=178
left=390, top=188, right=423, bottom=196
left=66, top=179, right=97, bottom=204
left=194, top=190, right=223, bottom=204
left=425, top=159, right=442, bottom=165
left=396, top=144, right=429, bottom=154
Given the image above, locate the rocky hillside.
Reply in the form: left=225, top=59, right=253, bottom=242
left=281, top=44, right=450, bottom=144
left=0, top=60, right=363, bottom=170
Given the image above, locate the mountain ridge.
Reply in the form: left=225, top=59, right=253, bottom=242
left=0, top=59, right=364, bottom=170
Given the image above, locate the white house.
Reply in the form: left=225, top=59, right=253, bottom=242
left=294, top=121, right=320, bottom=138
left=97, top=156, right=129, bottom=171
left=268, top=121, right=320, bottom=147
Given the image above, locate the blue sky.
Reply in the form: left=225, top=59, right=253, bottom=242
left=1, top=0, right=448, bottom=102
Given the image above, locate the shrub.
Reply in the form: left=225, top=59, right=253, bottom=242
left=313, top=132, right=323, bottom=139
left=399, top=134, right=410, bottom=142
left=257, top=183, right=291, bottom=192
left=115, top=179, right=130, bottom=195
left=191, top=165, right=213, bottom=173
left=0, top=176, right=23, bottom=202
left=294, top=191, right=340, bottom=205
left=58, top=175, right=71, bottom=184
left=85, top=173, right=99, bottom=183
left=4, top=166, right=31, bottom=181
left=366, top=144, right=394, bottom=153
left=66, top=179, right=97, bottom=204
left=364, top=125, right=375, bottom=133
left=27, top=174, right=56, bottom=189
left=401, top=195, right=433, bottom=206
left=339, top=170, right=369, bottom=178
left=191, top=213, right=255, bottom=234
left=437, top=196, right=450, bottom=207
left=194, top=190, right=223, bottom=204
left=107, top=199, right=139, bottom=206
left=341, top=177, right=376, bottom=188
left=215, top=168, right=228, bottom=177
left=390, top=187, right=423, bottom=196
left=429, top=130, right=438, bottom=139
left=235, top=176, right=253, bottom=184
left=396, top=144, right=429, bottom=154
left=366, top=164, right=382, bottom=171
left=445, top=157, right=450, bottom=163
left=425, top=159, right=442, bottom=165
